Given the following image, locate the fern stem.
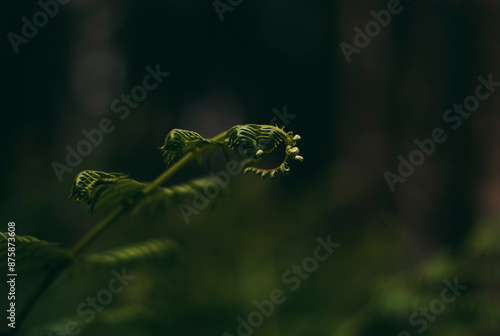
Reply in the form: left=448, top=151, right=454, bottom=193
left=11, top=272, right=55, bottom=336
left=144, top=131, right=228, bottom=193
left=71, top=206, right=126, bottom=255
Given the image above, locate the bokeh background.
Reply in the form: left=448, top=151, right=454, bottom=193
left=1, top=0, right=500, bottom=335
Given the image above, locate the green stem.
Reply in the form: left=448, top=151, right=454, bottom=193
left=15, top=130, right=229, bottom=335
left=144, top=131, right=227, bottom=193
left=71, top=206, right=126, bottom=255
left=10, top=271, right=56, bottom=336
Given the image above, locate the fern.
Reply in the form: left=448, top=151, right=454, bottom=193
left=15, top=124, right=302, bottom=334
left=226, top=124, right=302, bottom=178
left=70, top=173, right=225, bottom=218
left=71, top=124, right=303, bottom=215
left=159, top=124, right=303, bottom=179
left=0, top=233, right=72, bottom=273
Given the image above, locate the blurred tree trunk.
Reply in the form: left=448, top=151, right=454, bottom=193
left=333, top=0, right=496, bottom=250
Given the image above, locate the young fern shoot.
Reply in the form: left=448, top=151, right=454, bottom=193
left=5, top=124, right=302, bottom=335
left=70, top=124, right=303, bottom=218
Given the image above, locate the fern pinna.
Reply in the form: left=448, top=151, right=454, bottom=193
left=2, top=124, right=302, bottom=335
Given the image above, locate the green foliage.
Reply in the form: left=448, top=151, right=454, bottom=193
left=34, top=304, right=154, bottom=335
left=0, top=233, right=72, bottom=272
left=332, top=222, right=500, bottom=336
left=80, top=238, right=180, bottom=269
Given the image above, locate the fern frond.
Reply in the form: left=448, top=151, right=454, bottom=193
left=131, top=176, right=224, bottom=220
left=160, top=128, right=219, bottom=167
left=71, top=168, right=224, bottom=221
left=0, top=233, right=72, bottom=272
left=80, top=238, right=180, bottom=269
left=71, top=124, right=303, bottom=216
left=17, top=124, right=303, bottom=335
left=160, top=124, right=303, bottom=178
left=70, top=170, right=128, bottom=204
left=89, top=178, right=146, bottom=214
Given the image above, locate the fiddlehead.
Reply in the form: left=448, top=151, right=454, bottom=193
left=225, top=124, right=303, bottom=178
left=159, top=124, right=303, bottom=178
left=70, top=170, right=128, bottom=204
left=160, top=128, right=219, bottom=167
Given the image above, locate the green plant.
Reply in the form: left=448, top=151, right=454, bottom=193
left=1, top=124, right=302, bottom=335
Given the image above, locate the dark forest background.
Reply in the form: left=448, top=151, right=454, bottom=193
left=1, top=0, right=500, bottom=335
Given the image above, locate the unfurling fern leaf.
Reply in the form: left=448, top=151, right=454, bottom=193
left=70, top=170, right=128, bottom=204
left=226, top=124, right=261, bottom=155
left=158, top=124, right=304, bottom=178
left=70, top=125, right=303, bottom=217
left=160, top=128, right=219, bottom=167
left=70, top=170, right=224, bottom=219
left=256, top=125, right=289, bottom=153
left=159, top=125, right=303, bottom=178
left=0, top=233, right=72, bottom=272
left=224, top=124, right=302, bottom=178
left=70, top=171, right=145, bottom=215
left=79, top=238, right=180, bottom=269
